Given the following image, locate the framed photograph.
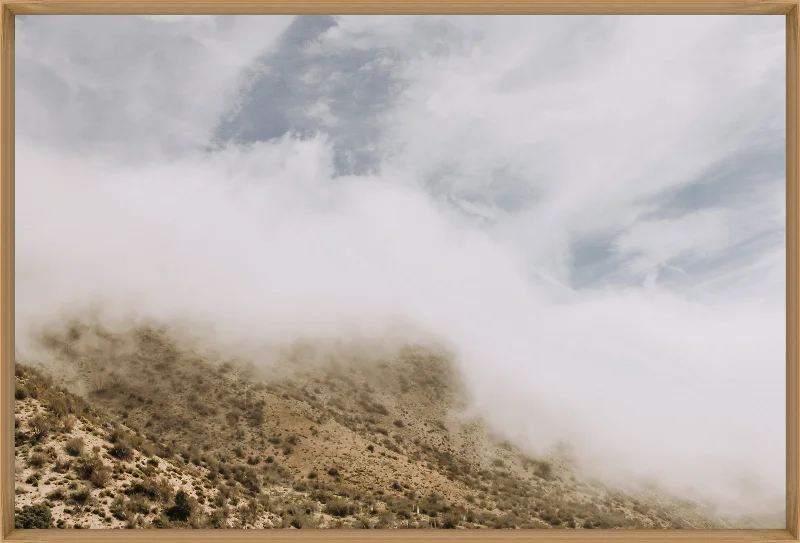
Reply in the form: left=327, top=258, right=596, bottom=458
left=2, top=1, right=798, bottom=542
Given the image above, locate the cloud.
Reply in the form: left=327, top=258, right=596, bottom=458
left=16, top=15, right=294, bottom=160
left=16, top=15, right=785, bottom=523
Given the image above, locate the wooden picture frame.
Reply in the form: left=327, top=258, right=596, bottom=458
left=1, top=1, right=798, bottom=542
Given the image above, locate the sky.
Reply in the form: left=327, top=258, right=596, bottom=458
left=15, top=15, right=786, bottom=524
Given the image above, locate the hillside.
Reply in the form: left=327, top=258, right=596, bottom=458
left=15, top=322, right=729, bottom=530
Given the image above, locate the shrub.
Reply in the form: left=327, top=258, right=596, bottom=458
left=46, top=489, right=65, bottom=501
left=69, top=486, right=92, bottom=507
left=54, top=457, right=72, bottom=473
left=89, top=465, right=112, bottom=488
left=109, top=441, right=133, bottom=461
left=15, top=504, right=52, bottom=529
left=387, top=497, right=413, bottom=519
left=27, top=415, right=53, bottom=442
left=61, top=415, right=76, bottom=432
left=48, top=397, right=69, bottom=418
left=65, top=437, right=85, bottom=457
left=29, top=452, right=48, bottom=469
left=233, top=466, right=261, bottom=493
left=166, top=491, right=192, bottom=522
left=74, top=453, right=106, bottom=481
left=311, top=489, right=333, bottom=504
left=442, top=514, right=459, bottom=529
left=139, top=442, right=156, bottom=458
left=533, top=461, right=553, bottom=480
left=327, top=468, right=339, bottom=477
left=110, top=496, right=128, bottom=521
left=325, top=499, right=357, bottom=518
left=125, top=478, right=172, bottom=503
left=126, top=495, right=150, bottom=515
left=208, top=510, right=226, bottom=528
left=108, top=426, right=127, bottom=444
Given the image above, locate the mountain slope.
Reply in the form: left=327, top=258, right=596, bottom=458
left=15, top=322, right=728, bottom=530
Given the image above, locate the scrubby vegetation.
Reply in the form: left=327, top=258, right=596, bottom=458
left=14, top=323, right=726, bottom=530
left=15, top=504, right=53, bottom=529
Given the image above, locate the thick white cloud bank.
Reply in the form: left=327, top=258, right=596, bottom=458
left=16, top=15, right=785, bottom=524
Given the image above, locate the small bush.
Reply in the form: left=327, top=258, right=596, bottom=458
left=27, top=415, right=53, bottom=442
left=46, top=489, right=65, bottom=501
left=126, top=478, right=173, bottom=503
left=65, top=437, right=85, bottom=457
left=29, top=452, right=48, bottom=469
left=15, top=504, right=52, bottom=529
left=69, top=486, right=92, bottom=507
left=325, top=499, right=357, bottom=518
left=108, top=426, right=128, bottom=444
left=442, top=514, right=459, bottom=529
left=89, top=466, right=112, bottom=488
left=533, top=461, right=553, bottom=480
left=166, top=491, right=192, bottom=522
left=111, top=496, right=128, bottom=521
left=109, top=441, right=133, bottom=461
left=48, top=397, right=69, bottom=418
left=74, top=453, right=106, bottom=481
left=54, top=457, right=72, bottom=473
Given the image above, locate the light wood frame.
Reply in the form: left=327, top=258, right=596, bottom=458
left=1, top=1, right=798, bottom=542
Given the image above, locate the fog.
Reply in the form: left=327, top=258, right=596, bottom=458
left=15, top=15, right=785, bottom=523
